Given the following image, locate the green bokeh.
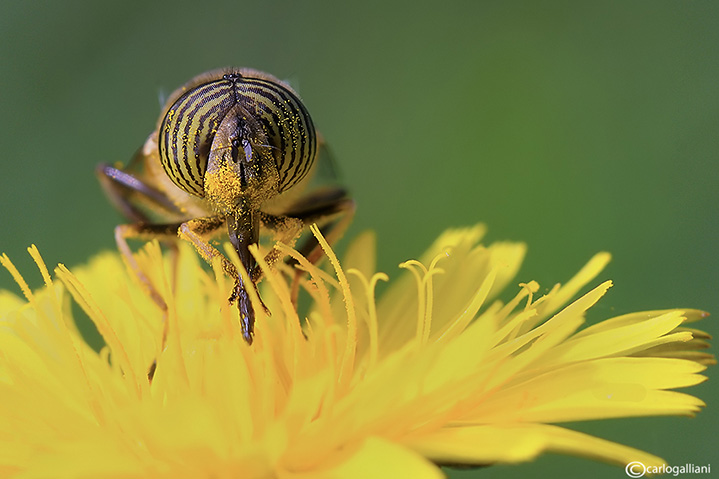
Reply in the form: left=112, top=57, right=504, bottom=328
left=1, top=1, right=717, bottom=477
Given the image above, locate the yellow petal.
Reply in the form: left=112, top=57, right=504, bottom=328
left=303, top=436, right=443, bottom=479
left=406, top=423, right=666, bottom=468
left=536, top=310, right=688, bottom=368
left=0, top=290, right=24, bottom=316
left=464, top=357, right=706, bottom=423
left=533, top=252, right=612, bottom=323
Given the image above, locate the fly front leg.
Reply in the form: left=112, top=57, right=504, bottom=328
left=262, top=187, right=355, bottom=306
left=254, top=213, right=304, bottom=282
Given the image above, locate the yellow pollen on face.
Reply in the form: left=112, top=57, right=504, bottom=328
left=204, top=162, right=243, bottom=213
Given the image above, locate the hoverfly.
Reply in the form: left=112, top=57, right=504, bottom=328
left=98, top=68, right=354, bottom=345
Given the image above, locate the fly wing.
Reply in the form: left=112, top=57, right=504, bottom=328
left=307, top=131, right=343, bottom=191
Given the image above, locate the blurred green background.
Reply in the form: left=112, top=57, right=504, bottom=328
left=1, top=1, right=717, bottom=477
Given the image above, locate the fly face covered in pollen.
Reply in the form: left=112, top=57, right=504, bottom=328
left=158, top=70, right=316, bottom=208
left=98, top=68, right=354, bottom=348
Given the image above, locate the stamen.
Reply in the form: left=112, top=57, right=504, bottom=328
left=401, top=254, right=445, bottom=345
left=144, top=242, right=188, bottom=386
left=55, top=264, right=143, bottom=398
left=28, top=245, right=52, bottom=288
left=248, top=244, right=303, bottom=343
left=348, top=269, right=388, bottom=368
left=518, top=281, right=539, bottom=311
left=0, top=253, right=33, bottom=302
left=210, top=255, right=237, bottom=339
left=310, top=224, right=357, bottom=385
left=277, top=242, right=335, bottom=329
left=400, top=260, right=427, bottom=345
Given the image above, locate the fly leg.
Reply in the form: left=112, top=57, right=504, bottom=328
left=97, top=163, right=195, bottom=379
left=254, top=214, right=304, bottom=281
left=285, top=187, right=355, bottom=266
left=114, top=223, right=184, bottom=310
left=261, top=187, right=355, bottom=306
left=97, top=163, right=184, bottom=222
left=97, top=162, right=187, bottom=307
left=114, top=222, right=188, bottom=381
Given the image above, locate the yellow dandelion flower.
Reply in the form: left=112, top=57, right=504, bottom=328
left=0, top=225, right=712, bottom=478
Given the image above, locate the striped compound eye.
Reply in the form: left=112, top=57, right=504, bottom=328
left=157, top=69, right=318, bottom=198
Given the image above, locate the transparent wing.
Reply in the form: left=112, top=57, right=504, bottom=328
left=305, top=132, right=344, bottom=191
